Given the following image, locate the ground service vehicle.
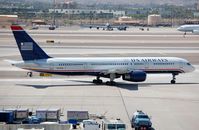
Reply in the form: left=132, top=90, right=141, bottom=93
left=102, top=119, right=126, bottom=130
left=131, top=111, right=152, bottom=130
left=80, top=120, right=100, bottom=130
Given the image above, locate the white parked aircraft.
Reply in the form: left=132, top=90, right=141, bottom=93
left=177, top=24, right=199, bottom=35
left=9, top=25, right=195, bottom=85
left=82, top=23, right=128, bottom=31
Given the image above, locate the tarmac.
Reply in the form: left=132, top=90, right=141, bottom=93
left=0, top=26, right=199, bottom=130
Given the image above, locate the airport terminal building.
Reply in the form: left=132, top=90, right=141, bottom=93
left=49, top=9, right=125, bottom=18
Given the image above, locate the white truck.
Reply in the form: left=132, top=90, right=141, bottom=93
left=102, top=119, right=126, bottom=130
left=80, top=120, right=100, bottom=130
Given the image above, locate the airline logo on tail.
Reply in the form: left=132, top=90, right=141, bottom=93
left=20, top=42, right=33, bottom=51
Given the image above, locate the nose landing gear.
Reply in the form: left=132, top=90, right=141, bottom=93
left=171, top=73, right=178, bottom=84
left=27, top=72, right=33, bottom=77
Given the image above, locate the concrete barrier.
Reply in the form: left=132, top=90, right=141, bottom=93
left=0, top=124, right=71, bottom=130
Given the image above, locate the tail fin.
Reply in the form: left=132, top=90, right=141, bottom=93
left=11, top=25, right=51, bottom=61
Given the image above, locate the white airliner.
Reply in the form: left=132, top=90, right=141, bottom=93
left=9, top=25, right=195, bottom=85
left=177, top=24, right=199, bottom=35
left=82, top=23, right=128, bottom=31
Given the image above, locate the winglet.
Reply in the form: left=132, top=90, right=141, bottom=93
left=11, top=25, right=23, bottom=31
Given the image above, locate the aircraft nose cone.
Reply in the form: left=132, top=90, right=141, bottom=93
left=187, top=65, right=195, bottom=72
left=190, top=65, right=195, bottom=72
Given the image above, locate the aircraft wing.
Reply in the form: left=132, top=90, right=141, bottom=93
left=101, top=68, right=130, bottom=75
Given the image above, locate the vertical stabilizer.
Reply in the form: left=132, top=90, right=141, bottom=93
left=11, top=25, right=51, bottom=61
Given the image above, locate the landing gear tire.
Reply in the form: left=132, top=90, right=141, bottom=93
left=106, top=81, right=116, bottom=86
left=93, top=79, right=103, bottom=84
left=171, top=73, right=178, bottom=84
left=27, top=72, right=33, bottom=77
left=171, top=80, right=176, bottom=84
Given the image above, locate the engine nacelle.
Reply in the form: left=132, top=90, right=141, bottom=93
left=193, top=30, right=199, bottom=35
left=122, top=70, right=146, bottom=82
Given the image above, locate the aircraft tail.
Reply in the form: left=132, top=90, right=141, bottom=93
left=11, top=25, right=51, bottom=61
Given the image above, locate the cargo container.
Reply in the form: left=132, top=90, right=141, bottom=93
left=0, top=111, right=14, bottom=123
left=16, top=108, right=29, bottom=120
left=46, top=108, right=61, bottom=121
left=36, top=109, right=47, bottom=121
left=67, top=111, right=89, bottom=122
left=4, top=108, right=17, bottom=120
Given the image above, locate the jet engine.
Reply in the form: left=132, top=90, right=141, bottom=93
left=122, top=70, right=146, bottom=82
left=193, top=30, right=199, bottom=35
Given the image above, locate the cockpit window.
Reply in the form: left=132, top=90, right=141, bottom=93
left=187, top=63, right=191, bottom=65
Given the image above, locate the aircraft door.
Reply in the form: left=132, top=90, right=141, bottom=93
left=179, top=62, right=184, bottom=69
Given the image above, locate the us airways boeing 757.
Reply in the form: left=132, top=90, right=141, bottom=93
left=9, top=25, right=195, bottom=85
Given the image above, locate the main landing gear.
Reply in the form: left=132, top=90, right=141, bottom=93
left=171, top=73, right=178, bottom=84
left=93, top=74, right=116, bottom=86
left=93, top=76, right=103, bottom=84
left=106, top=73, right=116, bottom=85
left=105, top=81, right=116, bottom=86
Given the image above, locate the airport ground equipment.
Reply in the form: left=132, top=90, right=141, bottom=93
left=102, top=119, right=126, bottom=130
left=131, top=110, right=152, bottom=130
left=67, top=111, right=89, bottom=129
left=39, top=73, right=52, bottom=77
left=4, top=108, right=17, bottom=120
left=16, top=109, right=29, bottom=120
left=0, top=111, right=14, bottom=124
left=67, top=111, right=89, bottom=122
left=49, top=26, right=55, bottom=30
left=36, top=109, right=47, bottom=121
left=21, top=116, right=41, bottom=124
left=80, top=120, right=100, bottom=130
left=46, top=108, right=61, bottom=122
